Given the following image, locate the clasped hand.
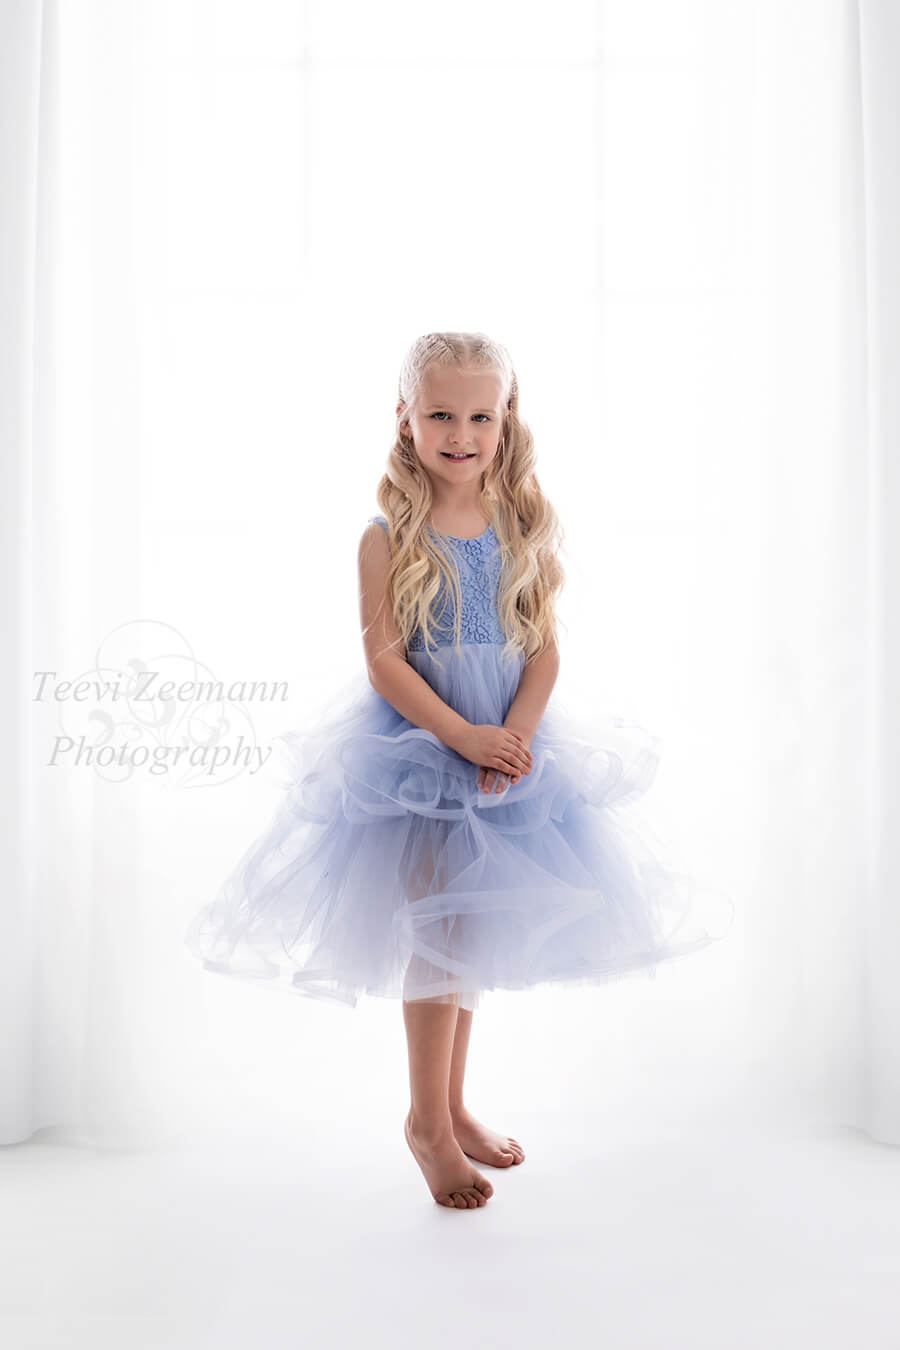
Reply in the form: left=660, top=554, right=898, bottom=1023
left=456, top=723, right=534, bottom=796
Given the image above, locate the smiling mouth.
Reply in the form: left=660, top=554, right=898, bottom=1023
left=441, top=452, right=476, bottom=459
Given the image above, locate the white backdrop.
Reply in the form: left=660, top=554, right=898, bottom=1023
left=2, top=0, right=897, bottom=1155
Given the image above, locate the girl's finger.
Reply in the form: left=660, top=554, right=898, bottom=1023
left=481, top=764, right=518, bottom=794
left=505, top=744, right=532, bottom=772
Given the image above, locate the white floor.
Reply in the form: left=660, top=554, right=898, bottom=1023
left=1, top=1092, right=898, bottom=1350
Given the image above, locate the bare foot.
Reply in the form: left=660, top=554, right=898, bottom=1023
left=404, top=1113, right=495, bottom=1208
left=451, top=1108, right=526, bottom=1167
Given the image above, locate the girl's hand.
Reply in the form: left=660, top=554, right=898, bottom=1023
left=477, top=764, right=513, bottom=794
left=457, top=723, right=533, bottom=783
left=475, top=725, right=535, bottom=795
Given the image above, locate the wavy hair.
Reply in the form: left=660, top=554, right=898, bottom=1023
left=369, top=331, right=566, bottom=670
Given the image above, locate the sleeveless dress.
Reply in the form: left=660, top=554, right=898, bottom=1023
left=184, top=515, right=734, bottom=1011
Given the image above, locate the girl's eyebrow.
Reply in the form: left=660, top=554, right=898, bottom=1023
left=423, top=405, right=497, bottom=414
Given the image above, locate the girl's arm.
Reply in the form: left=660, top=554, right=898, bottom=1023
left=477, top=632, right=559, bottom=793
left=502, top=630, right=560, bottom=746
left=358, top=522, right=471, bottom=754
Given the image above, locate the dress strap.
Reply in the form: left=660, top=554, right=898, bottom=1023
left=369, top=514, right=388, bottom=534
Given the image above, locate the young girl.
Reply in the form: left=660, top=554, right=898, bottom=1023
left=185, top=330, right=734, bottom=1210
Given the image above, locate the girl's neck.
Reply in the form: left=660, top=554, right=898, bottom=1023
left=429, top=506, right=491, bottom=537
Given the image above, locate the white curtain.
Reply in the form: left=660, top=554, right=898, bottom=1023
left=855, top=0, right=900, bottom=1141
left=2, top=0, right=898, bottom=1151
left=2, top=0, right=157, bottom=1149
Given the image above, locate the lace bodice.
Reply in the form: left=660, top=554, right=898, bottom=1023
left=368, top=515, right=507, bottom=650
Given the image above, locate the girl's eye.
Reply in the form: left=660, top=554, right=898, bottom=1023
left=430, top=412, right=490, bottom=422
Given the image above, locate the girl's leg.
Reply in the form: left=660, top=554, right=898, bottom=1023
left=447, top=1007, right=527, bottom=1167
left=448, top=1006, right=473, bottom=1118
left=402, top=996, right=458, bottom=1138
left=399, top=832, right=496, bottom=1206
left=402, top=996, right=495, bottom=1209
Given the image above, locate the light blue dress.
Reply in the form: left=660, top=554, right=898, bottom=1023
left=184, top=515, right=734, bottom=1010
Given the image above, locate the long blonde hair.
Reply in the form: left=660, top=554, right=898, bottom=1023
left=372, top=331, right=566, bottom=668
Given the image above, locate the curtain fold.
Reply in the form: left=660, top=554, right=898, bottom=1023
left=0, top=0, right=47, bottom=1148
left=856, top=0, right=900, bottom=1143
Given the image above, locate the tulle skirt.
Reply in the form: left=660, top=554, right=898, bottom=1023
left=183, top=641, right=735, bottom=1012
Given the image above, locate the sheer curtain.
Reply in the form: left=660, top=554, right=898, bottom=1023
left=1, top=0, right=897, bottom=1151
left=855, top=0, right=900, bottom=1141
left=2, top=0, right=154, bottom=1148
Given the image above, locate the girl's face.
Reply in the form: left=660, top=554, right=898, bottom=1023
left=399, top=365, right=506, bottom=488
